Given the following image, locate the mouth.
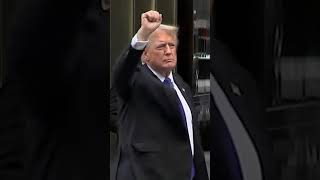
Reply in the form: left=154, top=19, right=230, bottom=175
left=164, top=59, right=174, bottom=62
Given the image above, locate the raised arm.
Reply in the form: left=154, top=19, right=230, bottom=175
left=111, top=10, right=162, bottom=100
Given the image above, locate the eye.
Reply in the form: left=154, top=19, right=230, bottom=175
left=156, top=44, right=166, bottom=50
left=168, top=43, right=176, bottom=48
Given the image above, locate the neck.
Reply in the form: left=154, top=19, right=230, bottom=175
left=146, top=64, right=172, bottom=78
left=154, top=70, right=170, bottom=78
left=163, top=71, right=170, bottom=78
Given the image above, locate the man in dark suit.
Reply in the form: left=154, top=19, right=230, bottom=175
left=210, top=39, right=277, bottom=180
left=7, top=0, right=108, bottom=179
left=111, top=10, right=208, bottom=180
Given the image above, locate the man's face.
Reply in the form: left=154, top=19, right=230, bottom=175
left=143, top=30, right=177, bottom=75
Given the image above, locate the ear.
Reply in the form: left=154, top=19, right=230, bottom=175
left=142, top=50, right=149, bottom=63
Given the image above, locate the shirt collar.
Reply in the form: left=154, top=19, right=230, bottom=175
left=146, top=64, right=174, bottom=83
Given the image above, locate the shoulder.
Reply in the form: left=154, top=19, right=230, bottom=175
left=173, top=73, right=188, bottom=85
left=121, top=45, right=144, bottom=58
left=173, top=73, right=192, bottom=91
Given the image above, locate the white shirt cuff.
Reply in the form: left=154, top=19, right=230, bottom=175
left=131, top=34, right=148, bottom=50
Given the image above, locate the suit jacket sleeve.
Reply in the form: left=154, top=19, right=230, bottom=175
left=111, top=46, right=143, bottom=100
left=109, top=87, right=119, bottom=132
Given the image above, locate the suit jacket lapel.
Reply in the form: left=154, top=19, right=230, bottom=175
left=141, top=65, right=186, bottom=130
left=173, top=74, right=194, bottom=116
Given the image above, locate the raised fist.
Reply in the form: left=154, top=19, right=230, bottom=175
left=137, top=10, right=162, bottom=41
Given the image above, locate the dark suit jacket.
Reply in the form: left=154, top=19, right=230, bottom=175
left=7, top=0, right=108, bottom=179
left=210, top=39, right=277, bottom=180
left=109, top=87, right=120, bottom=180
left=111, top=46, right=208, bottom=180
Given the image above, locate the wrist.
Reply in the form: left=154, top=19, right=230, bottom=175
left=137, top=27, right=152, bottom=41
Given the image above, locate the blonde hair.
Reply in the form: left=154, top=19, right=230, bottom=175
left=156, top=24, right=179, bottom=38
left=147, top=24, right=179, bottom=46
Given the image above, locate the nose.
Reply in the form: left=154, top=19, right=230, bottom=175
left=164, top=44, right=172, bottom=55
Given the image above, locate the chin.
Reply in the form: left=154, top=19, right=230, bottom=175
left=165, top=64, right=176, bottom=69
left=168, top=61, right=176, bottom=67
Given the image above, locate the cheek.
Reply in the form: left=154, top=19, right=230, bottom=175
left=172, top=60, right=177, bottom=66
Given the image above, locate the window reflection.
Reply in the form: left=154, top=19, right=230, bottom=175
left=273, top=0, right=320, bottom=105
left=192, top=0, right=210, bottom=95
left=192, top=1, right=210, bottom=173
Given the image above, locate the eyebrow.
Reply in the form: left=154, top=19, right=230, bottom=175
left=154, top=41, right=176, bottom=45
